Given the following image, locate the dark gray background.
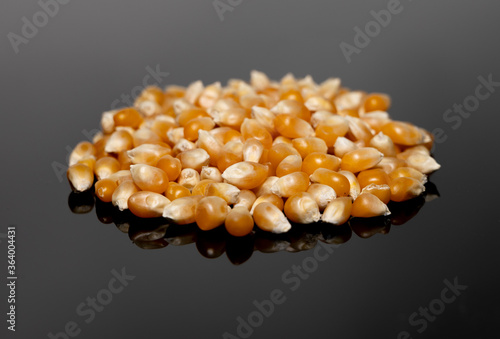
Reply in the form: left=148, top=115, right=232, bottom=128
left=1, top=0, right=499, bottom=338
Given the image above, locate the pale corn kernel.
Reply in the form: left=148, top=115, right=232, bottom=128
left=381, top=121, right=425, bottom=146
left=253, top=202, right=291, bottom=234
left=338, top=170, right=361, bottom=200
left=223, top=140, right=244, bottom=157
left=94, top=157, right=120, bottom=180
left=390, top=177, right=425, bottom=202
left=351, top=193, right=390, bottom=218
left=195, top=196, right=230, bottom=231
left=177, top=168, right=201, bottom=191
left=369, top=132, right=396, bottom=157
left=135, top=99, right=161, bottom=117
left=156, top=155, right=182, bottom=181
left=276, top=154, right=302, bottom=177
left=310, top=110, right=336, bottom=128
left=333, top=137, right=359, bottom=158
left=225, top=206, right=254, bottom=237
left=243, top=138, right=265, bottom=163
left=172, top=138, right=197, bottom=156
left=173, top=98, right=194, bottom=116
left=345, top=116, right=374, bottom=143
left=210, top=98, right=240, bottom=115
left=274, top=114, right=314, bottom=139
left=239, top=94, right=265, bottom=110
left=106, top=170, right=132, bottom=185
left=334, top=91, right=365, bottom=111
left=101, top=110, right=117, bottom=134
left=165, top=182, right=192, bottom=200
left=340, top=147, right=384, bottom=173
left=127, top=144, right=171, bottom=166
left=191, top=179, right=217, bottom=196
left=270, top=100, right=310, bottom=121
left=69, top=141, right=96, bottom=166
left=360, top=111, right=390, bottom=132
left=130, top=164, right=169, bottom=193
left=112, top=180, right=140, bottom=211
left=210, top=127, right=243, bottom=145
left=211, top=107, right=248, bottom=129
left=309, top=168, right=350, bottom=197
left=240, top=119, right=273, bottom=149
left=361, top=184, right=391, bottom=204
left=67, top=164, right=94, bottom=192
left=318, top=77, right=341, bottom=101
left=270, top=171, right=310, bottom=198
left=104, top=130, right=134, bottom=154
left=234, top=190, right=257, bottom=211
left=304, top=96, right=334, bottom=112
left=128, top=191, right=171, bottom=218
left=357, top=168, right=390, bottom=189
left=272, top=136, right=293, bottom=146
left=221, top=161, right=269, bottom=190
left=185, top=80, right=204, bottom=104
left=167, top=127, right=185, bottom=145
left=197, top=130, right=223, bottom=166
left=389, top=167, right=427, bottom=184
left=321, top=197, right=352, bottom=225
left=280, top=73, right=297, bottom=86
left=252, top=176, right=279, bottom=197
left=250, top=70, right=271, bottom=91
left=292, top=137, right=328, bottom=159
left=162, top=196, right=199, bottom=224
left=284, top=192, right=321, bottom=224
left=250, top=193, right=284, bottom=214
left=301, top=152, right=341, bottom=176
left=251, top=106, right=276, bottom=135
left=177, top=148, right=210, bottom=172
left=403, top=153, right=441, bottom=174
left=374, top=157, right=407, bottom=174
left=132, top=128, right=162, bottom=147
left=95, top=178, right=118, bottom=203
left=206, top=183, right=241, bottom=204
left=198, top=82, right=221, bottom=109
left=76, top=156, right=96, bottom=172
left=306, top=183, right=337, bottom=211
left=200, top=166, right=223, bottom=182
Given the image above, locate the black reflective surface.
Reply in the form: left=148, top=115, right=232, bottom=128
left=2, top=1, right=500, bottom=338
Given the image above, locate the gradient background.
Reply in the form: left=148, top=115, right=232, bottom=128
left=1, top=0, right=500, bottom=338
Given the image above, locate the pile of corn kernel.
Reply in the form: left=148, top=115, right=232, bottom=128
left=67, top=71, right=440, bottom=237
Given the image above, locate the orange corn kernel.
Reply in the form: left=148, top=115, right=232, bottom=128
left=253, top=202, right=291, bottom=234
left=284, top=192, right=321, bottom=224
left=357, top=169, right=390, bottom=189
left=270, top=171, right=310, bottom=198
left=389, top=167, right=427, bottom=184
left=340, top=147, right=384, bottom=173
left=76, top=156, right=97, bottom=172
left=95, top=178, right=118, bottom=203
left=279, top=89, right=304, bottom=103
left=113, top=108, right=143, bottom=129
left=184, top=117, right=215, bottom=142
left=291, top=137, right=328, bottom=159
left=276, top=155, right=302, bottom=177
left=274, top=114, right=314, bottom=138
left=127, top=144, right=172, bottom=166
left=271, top=99, right=310, bottom=120
left=112, top=180, right=140, bottom=211
left=309, top=168, right=350, bottom=197
left=234, top=189, right=257, bottom=211
left=156, top=155, right=182, bottom=181
left=176, top=108, right=210, bottom=127
left=195, top=196, right=230, bottom=231
left=301, top=152, right=341, bottom=176
left=361, top=184, right=391, bottom=204
left=191, top=179, right=217, bottom=196
left=130, top=164, right=169, bottom=193
left=67, top=164, right=94, bottom=192
left=94, top=156, right=120, bottom=180
left=162, top=196, right=199, bottom=224
left=250, top=193, right=284, bottom=214
left=268, top=143, right=301, bottom=171
left=69, top=141, right=96, bottom=166
left=166, top=182, right=192, bottom=201
left=241, top=119, right=273, bottom=149
left=381, top=121, right=425, bottom=146
left=225, top=206, right=254, bottom=237
left=216, top=151, right=243, bottom=173
left=338, top=170, right=361, bottom=200
left=206, top=182, right=241, bottom=204
left=351, top=193, right=390, bottom=218
left=221, top=162, right=269, bottom=190
left=389, top=177, right=425, bottom=202
left=363, top=93, right=391, bottom=112
left=128, top=191, right=171, bottom=218
left=321, top=197, right=353, bottom=225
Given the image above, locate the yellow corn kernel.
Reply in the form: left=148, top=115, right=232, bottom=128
left=272, top=136, right=293, bottom=146
left=234, top=190, right=257, bottom=211
left=253, top=202, right=291, bottom=234
left=128, top=191, right=171, bottom=218
left=389, top=177, right=425, bottom=202
left=177, top=148, right=210, bottom=172
left=276, top=155, right=302, bottom=177
left=274, top=114, right=314, bottom=138
left=221, top=161, right=269, bottom=190
left=279, top=88, right=304, bottom=103
left=301, top=152, right=341, bottom=176
left=242, top=138, right=264, bottom=163
left=252, top=176, right=279, bottom=197
left=270, top=100, right=310, bottom=121
left=206, top=183, right=241, bottom=204
left=240, top=119, right=273, bottom=149
left=338, top=170, right=361, bottom=200
left=94, top=156, right=120, bottom=180
left=333, top=137, right=358, bottom=158
left=225, top=206, right=254, bottom=237
left=165, top=182, right=192, bottom=200
left=162, top=196, right=200, bottom=224
left=150, top=118, right=176, bottom=143
left=363, top=93, right=391, bottom=112
left=130, top=164, right=169, bottom=193
left=112, top=180, right=140, bottom=211
left=176, top=107, right=210, bottom=126
left=309, top=168, right=350, bottom=197
left=270, top=171, right=310, bottom=198
left=351, top=193, right=390, bottom=218
left=95, top=178, right=118, bottom=203
left=216, top=150, right=243, bottom=173
left=132, top=128, right=162, bottom=148
left=67, top=164, right=94, bottom=192
left=250, top=193, right=284, bottom=214
left=156, top=155, right=182, bottom=181
left=306, top=183, right=337, bottom=211
left=177, top=168, right=201, bottom=191
left=321, top=197, right=352, bottom=225
left=117, top=151, right=133, bottom=170
left=340, top=147, right=384, bottom=173
left=113, top=108, right=144, bottom=129
left=315, top=123, right=344, bottom=147
left=357, top=169, right=390, bottom=189
left=284, top=192, right=321, bottom=224
left=191, top=179, right=217, bottom=196
left=389, top=167, right=427, bottom=184
left=369, top=132, right=396, bottom=157
left=127, top=144, right=171, bottom=166
left=267, top=143, right=301, bottom=171
left=361, top=184, right=391, bottom=204
left=195, top=196, right=230, bottom=231
left=200, top=166, right=223, bottom=182
left=291, top=137, right=328, bottom=159
left=381, top=121, right=425, bottom=146
left=76, top=155, right=96, bottom=172
left=69, top=141, right=96, bottom=166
